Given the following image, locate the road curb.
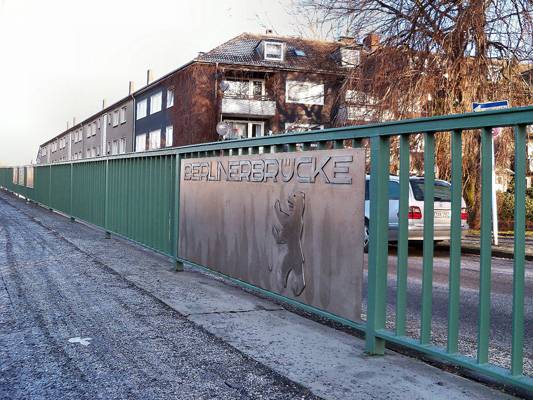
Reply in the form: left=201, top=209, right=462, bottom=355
left=439, top=244, right=533, bottom=261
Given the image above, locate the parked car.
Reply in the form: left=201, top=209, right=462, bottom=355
left=363, top=175, right=469, bottom=251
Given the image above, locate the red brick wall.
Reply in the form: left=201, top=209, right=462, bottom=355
left=168, top=63, right=219, bottom=147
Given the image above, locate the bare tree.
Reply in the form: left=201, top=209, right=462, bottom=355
left=297, top=0, right=533, bottom=225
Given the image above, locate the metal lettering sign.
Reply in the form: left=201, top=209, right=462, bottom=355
left=179, top=148, right=365, bottom=321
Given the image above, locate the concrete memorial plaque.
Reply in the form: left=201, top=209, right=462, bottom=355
left=179, top=148, right=365, bottom=321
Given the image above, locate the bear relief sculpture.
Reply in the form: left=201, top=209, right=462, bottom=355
left=270, top=191, right=306, bottom=296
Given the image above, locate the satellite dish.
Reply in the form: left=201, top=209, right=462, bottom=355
left=216, top=121, right=231, bottom=137
left=219, top=80, right=230, bottom=92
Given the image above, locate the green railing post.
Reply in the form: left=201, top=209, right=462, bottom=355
left=104, top=159, right=110, bottom=238
left=173, top=154, right=183, bottom=271
left=420, top=132, right=435, bottom=345
left=395, top=134, right=409, bottom=336
left=366, top=135, right=390, bottom=355
left=70, top=163, right=75, bottom=221
left=511, top=124, right=526, bottom=375
left=478, top=127, right=493, bottom=364
left=48, top=164, right=52, bottom=209
left=447, top=129, right=462, bottom=353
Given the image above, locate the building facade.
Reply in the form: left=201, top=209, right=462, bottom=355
left=37, top=97, right=134, bottom=164
left=37, top=32, right=375, bottom=164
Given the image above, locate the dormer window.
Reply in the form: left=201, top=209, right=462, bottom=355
left=264, top=41, right=284, bottom=61
left=340, top=48, right=360, bottom=67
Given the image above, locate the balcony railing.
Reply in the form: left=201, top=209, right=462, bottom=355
left=221, top=95, right=276, bottom=117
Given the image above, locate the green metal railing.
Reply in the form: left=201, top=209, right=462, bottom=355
left=1, top=106, right=532, bottom=393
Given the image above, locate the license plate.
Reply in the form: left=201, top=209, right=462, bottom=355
left=434, top=210, right=451, bottom=219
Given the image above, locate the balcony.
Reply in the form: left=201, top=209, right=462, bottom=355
left=221, top=95, right=276, bottom=117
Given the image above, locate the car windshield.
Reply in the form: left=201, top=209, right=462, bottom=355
left=410, top=179, right=452, bottom=202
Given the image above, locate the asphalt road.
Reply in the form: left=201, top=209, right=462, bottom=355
left=0, top=194, right=317, bottom=400
left=362, top=245, right=533, bottom=375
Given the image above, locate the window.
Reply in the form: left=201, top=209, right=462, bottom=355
left=86, top=125, right=91, bottom=138
left=97, top=119, right=101, bottom=129
left=223, top=79, right=264, bottom=98
left=345, top=90, right=375, bottom=121
left=410, top=179, right=452, bottom=202
left=119, top=138, right=126, bottom=154
left=294, top=49, right=306, bottom=57
left=340, top=48, right=360, bottom=67
left=264, top=41, right=284, bottom=61
left=113, top=110, right=119, bottom=127
left=111, top=140, right=118, bottom=155
left=487, top=65, right=502, bottom=83
left=12, top=168, right=18, bottom=184
left=149, top=129, right=161, bottom=150
left=284, top=122, right=324, bottom=132
left=286, top=81, right=324, bottom=105
left=120, top=107, right=127, bottom=124
left=91, top=123, right=97, bottom=136
left=166, top=89, right=174, bottom=108
left=223, top=120, right=264, bottom=139
left=150, top=92, right=162, bottom=114
left=136, top=133, right=146, bottom=152
left=165, top=126, right=173, bottom=147
left=136, top=99, right=147, bottom=120
left=86, top=149, right=91, bottom=158
left=364, top=180, right=400, bottom=201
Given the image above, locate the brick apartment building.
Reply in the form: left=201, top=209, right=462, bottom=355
left=36, top=31, right=378, bottom=164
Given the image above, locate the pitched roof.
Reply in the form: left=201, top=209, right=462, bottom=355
left=196, top=33, right=354, bottom=73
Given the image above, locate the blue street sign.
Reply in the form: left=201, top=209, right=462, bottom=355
left=472, top=100, right=509, bottom=112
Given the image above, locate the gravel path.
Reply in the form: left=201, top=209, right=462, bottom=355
left=0, top=194, right=317, bottom=400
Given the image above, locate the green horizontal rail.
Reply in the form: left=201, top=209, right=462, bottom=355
left=1, top=106, right=532, bottom=393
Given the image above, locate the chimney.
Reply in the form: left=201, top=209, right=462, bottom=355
left=146, top=69, right=153, bottom=85
left=265, top=29, right=273, bottom=35
left=129, top=81, right=135, bottom=95
left=363, top=33, right=380, bottom=51
left=102, top=99, right=107, bottom=109
left=67, top=121, right=70, bottom=130
left=72, top=117, right=76, bottom=126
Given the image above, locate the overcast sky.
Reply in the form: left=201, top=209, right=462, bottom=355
left=0, top=0, right=302, bottom=165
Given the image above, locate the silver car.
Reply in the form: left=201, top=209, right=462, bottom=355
left=364, top=175, right=469, bottom=250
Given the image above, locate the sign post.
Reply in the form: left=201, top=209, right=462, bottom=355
left=473, top=100, right=509, bottom=246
